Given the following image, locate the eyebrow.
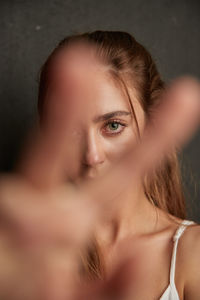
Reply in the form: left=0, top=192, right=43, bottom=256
left=93, top=110, right=131, bottom=123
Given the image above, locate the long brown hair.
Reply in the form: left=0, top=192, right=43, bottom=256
left=37, top=30, right=186, bottom=280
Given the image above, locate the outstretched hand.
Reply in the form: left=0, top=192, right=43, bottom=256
left=0, top=77, right=199, bottom=300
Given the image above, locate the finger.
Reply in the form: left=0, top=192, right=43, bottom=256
left=15, top=94, right=84, bottom=190
left=78, top=77, right=200, bottom=214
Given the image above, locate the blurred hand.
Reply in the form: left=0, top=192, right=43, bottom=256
left=0, top=77, right=199, bottom=300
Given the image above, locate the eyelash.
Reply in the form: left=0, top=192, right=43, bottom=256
left=102, top=119, right=127, bottom=136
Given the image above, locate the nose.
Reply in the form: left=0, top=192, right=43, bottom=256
left=83, top=132, right=105, bottom=167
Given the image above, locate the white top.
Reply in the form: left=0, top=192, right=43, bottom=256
left=159, top=219, right=195, bottom=300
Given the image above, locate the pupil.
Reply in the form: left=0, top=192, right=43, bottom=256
left=110, top=122, right=118, bottom=130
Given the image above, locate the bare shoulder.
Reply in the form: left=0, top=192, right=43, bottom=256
left=179, top=221, right=200, bottom=261
left=177, top=221, right=200, bottom=300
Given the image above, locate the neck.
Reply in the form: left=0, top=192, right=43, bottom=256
left=95, top=183, right=158, bottom=248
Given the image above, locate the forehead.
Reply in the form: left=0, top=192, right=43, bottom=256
left=49, top=45, right=131, bottom=114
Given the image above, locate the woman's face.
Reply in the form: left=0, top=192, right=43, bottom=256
left=44, top=45, right=145, bottom=185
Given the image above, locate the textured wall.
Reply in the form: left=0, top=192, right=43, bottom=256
left=0, top=0, right=199, bottom=220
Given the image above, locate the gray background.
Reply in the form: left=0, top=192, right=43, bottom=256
left=0, top=0, right=199, bottom=221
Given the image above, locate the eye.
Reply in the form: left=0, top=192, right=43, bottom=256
left=102, top=120, right=127, bottom=136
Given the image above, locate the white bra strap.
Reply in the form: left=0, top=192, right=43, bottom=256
left=169, top=220, right=195, bottom=285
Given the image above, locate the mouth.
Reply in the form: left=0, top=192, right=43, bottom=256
left=67, top=165, right=100, bottom=186
left=81, top=170, right=97, bottom=180
left=79, top=164, right=98, bottom=179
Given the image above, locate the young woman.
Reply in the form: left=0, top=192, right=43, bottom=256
left=0, top=30, right=199, bottom=300
left=34, top=30, right=200, bottom=299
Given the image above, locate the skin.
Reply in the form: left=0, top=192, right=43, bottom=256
left=40, top=45, right=200, bottom=299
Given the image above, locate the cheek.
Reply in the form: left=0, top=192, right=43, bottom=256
left=103, top=127, right=137, bottom=162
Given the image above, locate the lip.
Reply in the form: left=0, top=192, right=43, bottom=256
left=83, top=172, right=97, bottom=179
left=79, top=166, right=98, bottom=179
